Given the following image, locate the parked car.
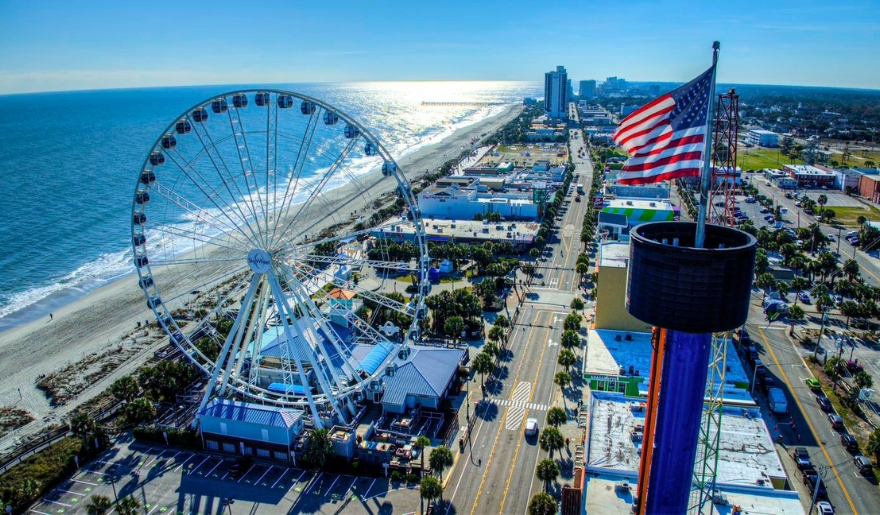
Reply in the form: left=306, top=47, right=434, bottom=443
left=846, top=360, right=863, bottom=373
left=754, top=359, right=766, bottom=375
left=795, top=201, right=802, bottom=207
left=828, top=413, right=843, bottom=429
left=745, top=197, right=757, bottom=203
left=792, top=447, right=812, bottom=470
left=805, top=377, right=822, bottom=390
left=799, top=292, right=811, bottom=304
left=785, top=192, right=793, bottom=199
left=815, top=501, right=835, bottom=514
left=803, top=471, right=828, bottom=498
left=228, top=456, right=253, bottom=479
left=853, top=455, right=873, bottom=475
left=760, top=207, right=770, bottom=214
left=840, top=434, right=859, bottom=452
left=815, top=395, right=832, bottom=411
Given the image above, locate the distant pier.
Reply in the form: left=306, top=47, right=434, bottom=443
left=421, top=101, right=512, bottom=107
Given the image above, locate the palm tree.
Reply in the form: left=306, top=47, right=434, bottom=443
left=576, top=262, right=589, bottom=283
left=109, top=376, right=140, bottom=402
left=555, top=371, right=571, bottom=395
left=70, top=411, right=96, bottom=440
left=305, top=428, right=334, bottom=469
left=570, top=298, right=585, bottom=312
left=539, top=427, right=565, bottom=459
left=125, top=397, right=156, bottom=425
left=414, top=436, right=431, bottom=473
left=817, top=194, right=828, bottom=217
left=545, top=407, right=568, bottom=427
left=493, top=315, right=510, bottom=328
left=843, top=259, right=860, bottom=282
left=444, top=316, right=465, bottom=341
left=755, top=273, right=777, bottom=301
left=85, top=495, right=113, bottom=515
left=557, top=349, right=577, bottom=373
left=472, top=352, right=494, bottom=390
left=790, top=277, right=811, bottom=306
left=564, top=312, right=581, bottom=332
left=857, top=215, right=868, bottom=228
left=483, top=341, right=500, bottom=359
left=535, top=459, right=560, bottom=493
left=488, top=325, right=505, bottom=346
left=420, top=476, right=443, bottom=512
left=116, top=496, right=142, bottom=515
left=429, top=446, right=454, bottom=481
left=561, top=330, right=580, bottom=349
left=528, top=493, right=558, bottom=515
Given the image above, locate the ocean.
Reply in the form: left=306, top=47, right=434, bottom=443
left=0, top=81, right=541, bottom=331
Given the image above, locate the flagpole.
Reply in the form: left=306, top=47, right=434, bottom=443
left=694, top=41, right=720, bottom=249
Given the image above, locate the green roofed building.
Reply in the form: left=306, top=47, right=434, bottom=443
left=601, top=198, right=675, bottom=229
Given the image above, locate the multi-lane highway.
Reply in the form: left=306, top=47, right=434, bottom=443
left=443, top=126, right=593, bottom=513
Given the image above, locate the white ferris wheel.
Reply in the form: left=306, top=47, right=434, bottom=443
left=131, top=89, right=429, bottom=428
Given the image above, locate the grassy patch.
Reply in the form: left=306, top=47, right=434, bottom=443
left=737, top=147, right=799, bottom=171
left=0, top=436, right=84, bottom=509
left=826, top=205, right=880, bottom=227
left=0, top=407, right=34, bottom=439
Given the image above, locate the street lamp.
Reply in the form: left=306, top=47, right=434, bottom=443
left=223, top=498, right=235, bottom=515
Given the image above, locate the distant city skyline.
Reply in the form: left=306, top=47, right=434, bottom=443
left=1, top=0, right=879, bottom=94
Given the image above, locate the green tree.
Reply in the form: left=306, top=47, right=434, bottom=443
left=109, top=376, right=140, bottom=402
left=420, top=476, right=443, bottom=511
left=429, top=446, right=454, bottom=481
left=570, top=298, right=585, bottom=311
left=843, top=259, right=861, bottom=282
left=528, top=493, right=558, bottom=515
left=494, top=315, right=511, bottom=328
left=125, top=397, right=156, bottom=425
left=529, top=248, right=541, bottom=259
left=555, top=371, right=572, bottom=394
left=535, top=458, right=560, bottom=493
left=787, top=304, right=805, bottom=321
left=564, top=312, right=582, bottom=332
left=817, top=193, right=828, bottom=217
left=790, top=277, right=811, bottom=306
left=539, top=427, right=565, bottom=459
left=85, top=495, right=113, bottom=515
left=561, top=329, right=580, bottom=349
left=546, top=406, right=568, bottom=427
left=414, top=436, right=431, bottom=473
left=857, top=215, right=868, bottom=228
left=488, top=325, right=505, bottom=346
left=70, top=411, right=96, bottom=440
left=483, top=341, right=500, bottom=359
left=116, top=496, right=142, bottom=515
left=854, top=371, right=874, bottom=390
left=557, top=348, right=577, bottom=372
left=444, top=316, right=465, bottom=340
left=755, top=273, right=777, bottom=301
left=472, top=352, right=494, bottom=389
left=866, top=427, right=880, bottom=461
left=839, top=300, right=863, bottom=328
left=305, top=428, right=334, bottom=469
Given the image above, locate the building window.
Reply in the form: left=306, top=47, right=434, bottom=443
left=220, top=422, right=228, bottom=435
left=256, top=448, right=271, bottom=458
left=274, top=451, right=288, bottom=460
left=243, top=446, right=254, bottom=456
left=261, top=429, right=269, bottom=441
left=222, top=443, right=236, bottom=453
left=206, top=440, right=219, bottom=451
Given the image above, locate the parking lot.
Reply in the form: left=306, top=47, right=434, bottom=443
left=29, top=442, right=422, bottom=514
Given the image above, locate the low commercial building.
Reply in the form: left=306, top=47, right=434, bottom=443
left=580, top=394, right=802, bottom=514
left=593, top=242, right=651, bottom=334
left=860, top=174, right=880, bottom=203
left=784, top=164, right=836, bottom=188
left=601, top=198, right=675, bottom=227
left=748, top=129, right=779, bottom=147
left=371, top=217, right=539, bottom=247
left=198, top=399, right=305, bottom=460
left=379, top=345, right=466, bottom=414
left=417, top=184, right=540, bottom=220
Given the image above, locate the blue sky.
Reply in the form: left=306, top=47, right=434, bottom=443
left=1, top=0, right=878, bottom=94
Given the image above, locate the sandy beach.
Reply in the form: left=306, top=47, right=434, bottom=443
left=0, top=104, right=524, bottom=452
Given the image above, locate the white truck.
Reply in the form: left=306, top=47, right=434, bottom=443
left=769, top=388, right=788, bottom=414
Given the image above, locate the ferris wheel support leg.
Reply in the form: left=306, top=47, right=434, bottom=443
left=218, top=281, right=269, bottom=395
left=268, top=273, right=330, bottom=429
left=196, top=275, right=262, bottom=420
left=273, top=272, right=349, bottom=425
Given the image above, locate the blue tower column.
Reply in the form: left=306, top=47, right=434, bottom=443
left=625, top=222, right=756, bottom=515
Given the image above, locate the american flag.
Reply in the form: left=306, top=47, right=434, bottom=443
left=612, top=66, right=715, bottom=185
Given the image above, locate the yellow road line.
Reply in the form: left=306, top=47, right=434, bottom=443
left=498, top=309, right=557, bottom=513
left=757, top=327, right=859, bottom=514
left=469, top=311, right=548, bottom=515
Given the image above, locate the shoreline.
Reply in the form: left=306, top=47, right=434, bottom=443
left=0, top=103, right=524, bottom=451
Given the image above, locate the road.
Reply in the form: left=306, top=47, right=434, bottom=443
left=746, top=307, right=880, bottom=514
left=443, top=124, right=593, bottom=513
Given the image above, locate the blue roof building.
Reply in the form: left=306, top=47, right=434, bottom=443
left=380, top=345, right=466, bottom=414
left=198, top=399, right=305, bottom=461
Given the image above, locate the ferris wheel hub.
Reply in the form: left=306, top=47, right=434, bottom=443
left=247, top=249, right=272, bottom=274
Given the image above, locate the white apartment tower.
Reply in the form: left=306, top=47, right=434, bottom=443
left=544, top=66, right=568, bottom=119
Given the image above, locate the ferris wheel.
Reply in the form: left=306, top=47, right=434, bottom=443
left=131, top=89, right=429, bottom=428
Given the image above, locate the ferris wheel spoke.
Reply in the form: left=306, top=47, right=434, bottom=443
left=148, top=256, right=244, bottom=268
left=300, top=253, right=419, bottom=272
left=151, top=223, right=249, bottom=255
left=271, top=110, right=322, bottom=244
left=187, top=115, right=267, bottom=247
left=147, top=182, right=253, bottom=249
left=278, top=163, right=385, bottom=245
left=225, top=105, right=269, bottom=242
left=154, top=266, right=250, bottom=308
left=163, top=148, right=263, bottom=247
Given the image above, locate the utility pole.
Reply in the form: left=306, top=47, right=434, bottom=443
left=812, top=311, right=828, bottom=361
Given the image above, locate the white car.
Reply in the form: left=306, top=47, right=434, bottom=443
left=815, top=501, right=834, bottom=514
left=525, top=418, right=539, bottom=436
